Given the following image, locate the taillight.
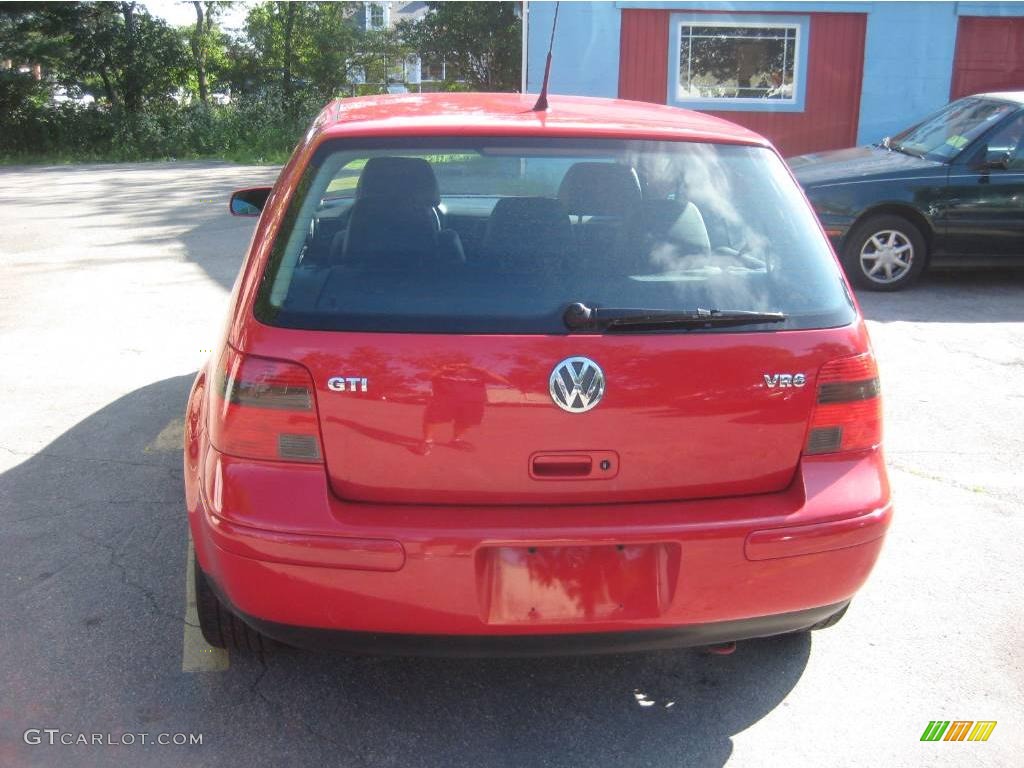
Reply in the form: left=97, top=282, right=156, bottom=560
left=805, top=353, right=882, bottom=455
left=208, top=346, right=323, bottom=463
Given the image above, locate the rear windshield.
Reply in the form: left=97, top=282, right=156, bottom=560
left=255, top=137, right=855, bottom=333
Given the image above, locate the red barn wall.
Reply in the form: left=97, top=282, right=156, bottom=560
left=951, top=16, right=1024, bottom=99
left=618, top=9, right=867, bottom=157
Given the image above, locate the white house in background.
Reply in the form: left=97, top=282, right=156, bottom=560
left=352, top=1, right=465, bottom=92
left=357, top=1, right=428, bottom=31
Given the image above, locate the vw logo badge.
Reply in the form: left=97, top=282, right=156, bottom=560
left=549, top=357, right=605, bottom=413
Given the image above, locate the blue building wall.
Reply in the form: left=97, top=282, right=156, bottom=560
left=856, top=2, right=959, bottom=144
left=527, top=1, right=1024, bottom=148
left=527, top=1, right=621, bottom=99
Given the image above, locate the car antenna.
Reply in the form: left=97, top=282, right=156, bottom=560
left=531, top=1, right=560, bottom=111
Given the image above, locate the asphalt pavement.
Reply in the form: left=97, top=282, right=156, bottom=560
left=0, top=161, right=1022, bottom=767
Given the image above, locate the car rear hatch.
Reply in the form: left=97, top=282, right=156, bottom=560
left=292, top=328, right=863, bottom=504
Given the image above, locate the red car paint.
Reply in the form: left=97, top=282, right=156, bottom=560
left=185, top=93, right=891, bottom=650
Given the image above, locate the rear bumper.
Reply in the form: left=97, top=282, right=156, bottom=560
left=188, top=444, right=892, bottom=646
left=211, top=580, right=849, bottom=656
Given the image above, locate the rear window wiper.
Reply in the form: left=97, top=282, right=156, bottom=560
left=563, top=302, right=787, bottom=332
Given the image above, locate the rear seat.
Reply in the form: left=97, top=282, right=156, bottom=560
left=557, top=162, right=642, bottom=262
left=481, top=197, right=577, bottom=273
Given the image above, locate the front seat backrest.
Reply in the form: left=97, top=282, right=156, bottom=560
left=333, top=155, right=452, bottom=267
left=621, top=198, right=712, bottom=272
left=667, top=200, right=711, bottom=254
left=557, top=162, right=642, bottom=218
left=631, top=199, right=711, bottom=253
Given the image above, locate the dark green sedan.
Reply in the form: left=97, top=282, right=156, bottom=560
left=789, top=92, right=1024, bottom=291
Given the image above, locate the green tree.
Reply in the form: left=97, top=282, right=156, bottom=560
left=0, top=1, right=185, bottom=110
left=302, top=2, right=364, bottom=95
left=189, top=1, right=226, bottom=103
left=397, top=1, right=521, bottom=91
left=243, top=1, right=362, bottom=113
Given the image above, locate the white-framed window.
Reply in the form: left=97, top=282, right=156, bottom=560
left=668, top=13, right=809, bottom=112
left=368, top=2, right=385, bottom=29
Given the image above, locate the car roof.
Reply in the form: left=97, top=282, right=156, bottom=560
left=316, top=92, right=770, bottom=147
left=976, top=91, right=1024, bottom=104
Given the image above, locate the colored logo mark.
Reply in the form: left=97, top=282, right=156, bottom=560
left=920, top=721, right=997, bottom=742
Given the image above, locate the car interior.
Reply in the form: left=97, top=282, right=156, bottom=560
left=289, top=155, right=747, bottom=277
left=266, top=148, right=849, bottom=330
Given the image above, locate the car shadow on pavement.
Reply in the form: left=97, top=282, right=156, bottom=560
left=0, top=375, right=811, bottom=768
left=857, top=268, right=1024, bottom=323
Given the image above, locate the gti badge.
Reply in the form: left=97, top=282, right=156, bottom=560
left=327, top=377, right=368, bottom=392
left=763, top=373, right=806, bottom=388
left=549, top=357, right=605, bottom=413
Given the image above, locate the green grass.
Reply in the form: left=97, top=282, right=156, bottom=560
left=326, top=174, right=359, bottom=193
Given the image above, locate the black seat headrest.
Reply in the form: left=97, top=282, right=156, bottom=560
left=483, top=197, right=575, bottom=270
left=342, top=196, right=438, bottom=268
left=356, top=156, right=441, bottom=207
left=558, top=162, right=642, bottom=217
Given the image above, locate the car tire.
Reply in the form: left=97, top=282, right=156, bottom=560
left=841, top=215, right=927, bottom=291
left=194, top=556, right=271, bottom=655
left=808, top=602, right=849, bottom=631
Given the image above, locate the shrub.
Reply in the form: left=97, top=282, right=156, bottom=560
left=0, top=82, right=322, bottom=164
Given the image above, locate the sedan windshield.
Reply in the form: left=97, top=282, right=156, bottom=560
left=890, top=97, right=1017, bottom=162
left=256, top=137, right=854, bottom=333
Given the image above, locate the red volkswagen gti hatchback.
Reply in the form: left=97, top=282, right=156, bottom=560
left=184, top=93, right=892, bottom=655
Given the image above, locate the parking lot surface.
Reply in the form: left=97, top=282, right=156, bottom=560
left=1, top=162, right=1022, bottom=767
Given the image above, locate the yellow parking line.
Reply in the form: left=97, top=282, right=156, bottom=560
left=182, top=536, right=229, bottom=672
left=145, top=417, right=185, bottom=453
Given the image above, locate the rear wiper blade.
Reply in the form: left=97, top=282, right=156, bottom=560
left=563, top=302, right=787, bottom=332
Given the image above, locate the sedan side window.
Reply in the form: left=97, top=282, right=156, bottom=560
left=980, top=114, right=1024, bottom=171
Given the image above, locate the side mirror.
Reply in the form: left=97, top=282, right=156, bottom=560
left=980, top=147, right=1012, bottom=171
left=229, top=187, right=272, bottom=216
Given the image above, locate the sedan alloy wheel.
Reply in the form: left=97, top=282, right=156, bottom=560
left=859, top=229, right=914, bottom=284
